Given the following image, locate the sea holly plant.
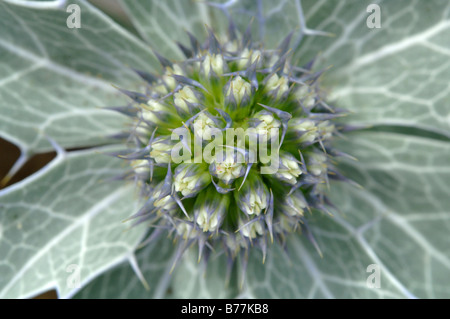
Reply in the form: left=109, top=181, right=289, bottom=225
left=0, top=0, right=449, bottom=300
left=116, top=16, right=350, bottom=285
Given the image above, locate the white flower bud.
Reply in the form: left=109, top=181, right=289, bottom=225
left=274, top=215, right=294, bottom=233
left=194, top=191, right=229, bottom=232
left=196, top=207, right=219, bottom=232
left=265, top=73, right=289, bottom=99
left=135, top=122, right=151, bottom=144
left=149, top=137, right=172, bottom=163
left=274, top=152, right=302, bottom=185
left=173, top=86, right=198, bottom=113
left=240, top=220, right=264, bottom=238
left=223, top=40, right=238, bottom=53
left=153, top=83, right=168, bottom=95
left=282, top=190, right=307, bottom=217
left=292, top=119, right=318, bottom=143
left=162, top=64, right=184, bottom=91
left=268, top=54, right=290, bottom=73
left=130, top=159, right=149, bottom=175
left=237, top=175, right=268, bottom=216
left=253, top=111, right=281, bottom=142
left=176, top=222, right=198, bottom=240
left=307, top=152, right=327, bottom=176
left=152, top=186, right=177, bottom=212
left=226, top=76, right=252, bottom=106
left=224, top=234, right=246, bottom=255
left=210, top=151, right=245, bottom=184
left=202, top=53, right=225, bottom=76
left=317, top=120, right=335, bottom=141
left=193, top=112, right=217, bottom=140
left=247, top=193, right=266, bottom=215
left=141, top=99, right=170, bottom=125
left=238, top=48, right=262, bottom=69
left=268, top=54, right=278, bottom=68
left=295, top=85, right=315, bottom=108
left=173, top=164, right=210, bottom=197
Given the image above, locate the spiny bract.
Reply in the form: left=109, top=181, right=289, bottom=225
left=112, top=22, right=350, bottom=278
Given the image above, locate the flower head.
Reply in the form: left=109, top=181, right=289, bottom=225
left=112, top=20, right=349, bottom=275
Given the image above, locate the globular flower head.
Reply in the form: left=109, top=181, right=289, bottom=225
left=111, top=20, right=351, bottom=279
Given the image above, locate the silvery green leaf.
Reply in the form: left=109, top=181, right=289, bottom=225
left=242, top=132, right=450, bottom=298
left=74, top=234, right=176, bottom=299
left=170, top=248, right=239, bottom=299
left=0, top=147, right=146, bottom=298
left=298, top=0, right=450, bottom=137
left=74, top=237, right=238, bottom=299
left=119, top=0, right=215, bottom=60
left=0, top=0, right=158, bottom=154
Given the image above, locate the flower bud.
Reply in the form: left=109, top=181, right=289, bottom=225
left=176, top=222, right=198, bottom=240
left=194, top=189, right=229, bottom=232
left=173, top=86, right=199, bottom=113
left=274, top=152, right=302, bottom=185
left=273, top=214, right=295, bottom=234
left=236, top=174, right=268, bottom=216
left=290, top=119, right=318, bottom=144
left=252, top=111, right=281, bottom=142
left=135, top=122, right=152, bottom=144
left=239, top=219, right=264, bottom=239
left=173, top=164, right=211, bottom=197
left=161, top=64, right=184, bottom=92
left=268, top=54, right=289, bottom=73
left=223, top=39, right=238, bottom=53
left=209, top=150, right=245, bottom=184
left=141, top=99, right=172, bottom=126
left=149, top=136, right=172, bottom=163
left=281, top=190, right=307, bottom=217
left=152, top=182, right=177, bottom=213
left=224, top=233, right=246, bottom=256
left=265, top=73, right=289, bottom=100
left=225, top=76, right=252, bottom=106
left=130, top=159, right=149, bottom=175
left=192, top=112, right=219, bottom=140
left=238, top=48, right=262, bottom=70
left=307, top=152, right=328, bottom=176
left=295, top=85, right=315, bottom=108
left=317, top=120, right=335, bottom=141
left=202, top=53, right=225, bottom=76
